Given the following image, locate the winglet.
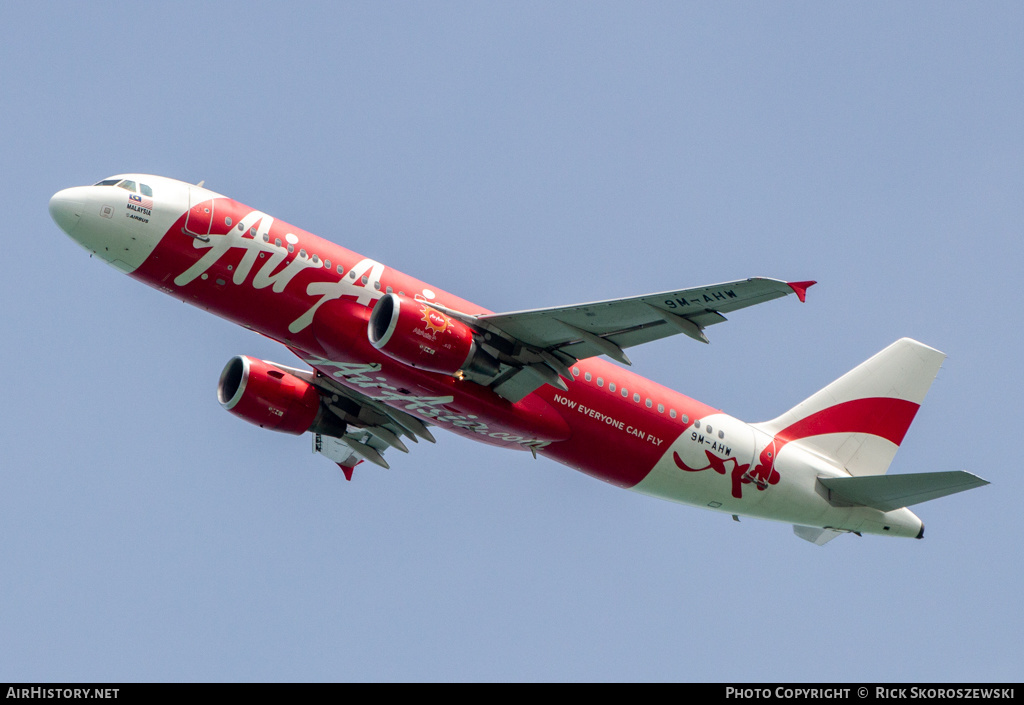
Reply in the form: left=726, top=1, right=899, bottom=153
left=337, top=460, right=362, bottom=481
left=787, top=280, right=817, bottom=303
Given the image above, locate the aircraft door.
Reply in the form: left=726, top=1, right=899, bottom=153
left=719, top=417, right=758, bottom=487
left=184, top=187, right=215, bottom=239
left=695, top=415, right=763, bottom=500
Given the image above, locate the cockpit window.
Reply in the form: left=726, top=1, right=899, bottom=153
left=116, top=180, right=137, bottom=193
left=140, top=183, right=153, bottom=197
left=94, top=179, right=121, bottom=186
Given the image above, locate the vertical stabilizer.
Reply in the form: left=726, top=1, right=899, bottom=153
left=752, top=339, right=945, bottom=476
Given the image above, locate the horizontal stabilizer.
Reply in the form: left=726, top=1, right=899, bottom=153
left=819, top=471, right=989, bottom=512
left=793, top=525, right=847, bottom=546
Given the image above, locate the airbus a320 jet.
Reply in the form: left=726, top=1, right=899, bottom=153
left=50, top=174, right=988, bottom=545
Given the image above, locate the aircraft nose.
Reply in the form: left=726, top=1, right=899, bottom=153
left=49, top=188, right=85, bottom=235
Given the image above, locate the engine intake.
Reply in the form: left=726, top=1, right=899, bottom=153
left=368, top=293, right=499, bottom=378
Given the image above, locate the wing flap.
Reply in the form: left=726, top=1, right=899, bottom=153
left=490, top=364, right=561, bottom=404
left=819, top=471, right=989, bottom=512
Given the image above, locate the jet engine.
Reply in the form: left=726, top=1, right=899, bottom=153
left=368, top=293, right=499, bottom=378
left=217, top=356, right=345, bottom=436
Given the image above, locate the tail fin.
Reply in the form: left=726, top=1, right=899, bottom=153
left=753, top=338, right=945, bottom=476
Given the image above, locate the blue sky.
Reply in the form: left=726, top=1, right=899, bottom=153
left=2, top=2, right=1021, bottom=681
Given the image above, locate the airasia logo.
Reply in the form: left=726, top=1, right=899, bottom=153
left=673, top=446, right=780, bottom=499
left=421, top=306, right=450, bottom=335
left=173, top=206, right=386, bottom=334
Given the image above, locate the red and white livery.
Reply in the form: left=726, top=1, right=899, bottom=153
left=50, top=174, right=988, bottom=544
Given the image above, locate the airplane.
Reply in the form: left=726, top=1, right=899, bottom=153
left=49, top=174, right=988, bottom=545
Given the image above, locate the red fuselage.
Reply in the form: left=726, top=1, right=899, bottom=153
left=138, top=185, right=716, bottom=488
left=50, top=174, right=930, bottom=540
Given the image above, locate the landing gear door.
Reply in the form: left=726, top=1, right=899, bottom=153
left=185, top=187, right=214, bottom=239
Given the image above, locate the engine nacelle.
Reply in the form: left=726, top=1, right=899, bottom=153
left=218, top=356, right=332, bottom=435
left=368, top=293, right=499, bottom=378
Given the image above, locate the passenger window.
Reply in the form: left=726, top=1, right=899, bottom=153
left=140, top=184, right=153, bottom=197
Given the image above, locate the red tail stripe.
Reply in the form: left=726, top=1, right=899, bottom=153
left=776, top=397, right=921, bottom=447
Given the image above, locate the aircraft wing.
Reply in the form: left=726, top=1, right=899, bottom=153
left=274, top=357, right=437, bottom=479
left=480, top=278, right=814, bottom=354
left=434, top=278, right=814, bottom=402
